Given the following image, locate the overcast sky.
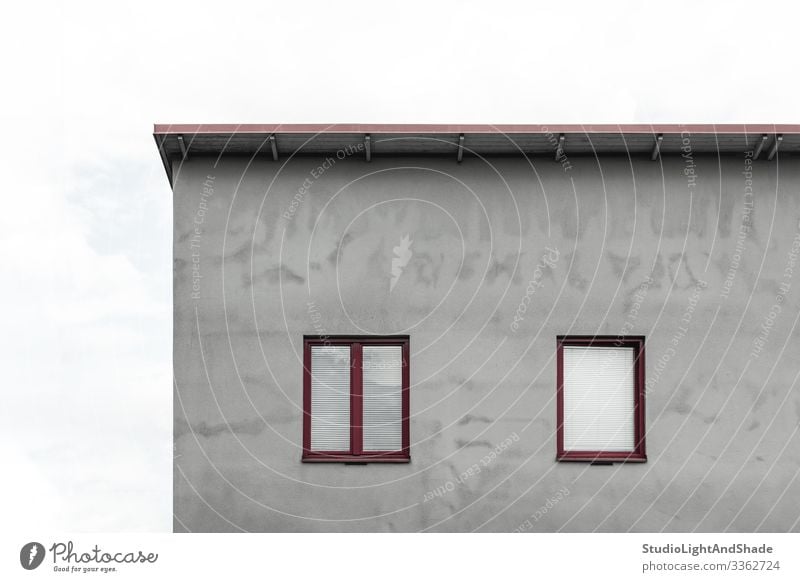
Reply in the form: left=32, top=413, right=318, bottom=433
left=1, top=1, right=798, bottom=532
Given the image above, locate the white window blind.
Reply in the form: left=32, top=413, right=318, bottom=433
left=310, top=346, right=351, bottom=451
left=362, top=345, right=403, bottom=451
left=563, top=346, right=635, bottom=452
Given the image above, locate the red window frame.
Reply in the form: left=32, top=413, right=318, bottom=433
left=302, top=335, right=410, bottom=463
left=556, top=335, right=647, bottom=463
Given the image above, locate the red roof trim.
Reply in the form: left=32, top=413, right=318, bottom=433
left=153, top=123, right=800, bottom=135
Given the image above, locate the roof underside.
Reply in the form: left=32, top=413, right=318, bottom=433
left=153, top=124, right=800, bottom=187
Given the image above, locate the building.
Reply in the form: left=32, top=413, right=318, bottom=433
left=157, top=124, right=800, bottom=532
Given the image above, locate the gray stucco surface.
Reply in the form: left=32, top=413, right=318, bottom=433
left=173, top=151, right=800, bottom=532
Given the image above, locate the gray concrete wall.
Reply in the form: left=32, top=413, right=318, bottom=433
left=173, top=151, right=800, bottom=532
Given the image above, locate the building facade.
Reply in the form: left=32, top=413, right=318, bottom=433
left=158, top=124, right=800, bottom=532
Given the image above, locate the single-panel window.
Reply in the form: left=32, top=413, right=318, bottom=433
left=303, top=336, right=409, bottom=463
left=557, top=336, right=646, bottom=462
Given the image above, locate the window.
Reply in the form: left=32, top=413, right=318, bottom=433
left=556, top=336, right=646, bottom=462
left=303, top=336, right=410, bottom=462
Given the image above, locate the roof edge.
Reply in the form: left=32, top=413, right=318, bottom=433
left=153, top=123, right=800, bottom=135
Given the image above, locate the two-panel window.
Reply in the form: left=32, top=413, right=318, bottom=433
left=302, top=335, right=645, bottom=463
left=302, top=337, right=410, bottom=462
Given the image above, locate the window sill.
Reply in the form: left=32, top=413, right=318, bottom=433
left=557, top=451, right=647, bottom=463
left=302, top=452, right=410, bottom=464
